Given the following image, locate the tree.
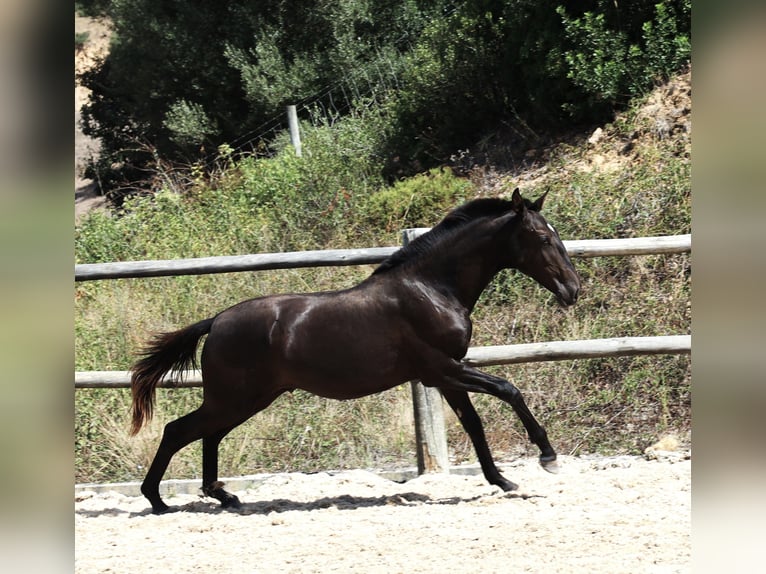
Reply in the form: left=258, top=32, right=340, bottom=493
left=80, top=0, right=434, bottom=194
left=80, top=0, right=690, bottom=194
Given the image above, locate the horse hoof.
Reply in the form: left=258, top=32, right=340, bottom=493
left=151, top=504, right=175, bottom=515
left=496, top=478, right=519, bottom=492
left=539, top=457, right=560, bottom=474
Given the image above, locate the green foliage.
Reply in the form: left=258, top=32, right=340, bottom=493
left=75, top=211, right=137, bottom=263
left=76, top=105, right=390, bottom=261
left=362, top=167, right=476, bottom=231
left=76, top=0, right=112, bottom=17
left=75, top=31, right=90, bottom=51
left=556, top=9, right=637, bottom=102
left=379, top=0, right=690, bottom=175
left=81, top=0, right=429, bottom=196
left=81, top=0, right=691, bottom=194
left=163, top=100, right=219, bottom=147
left=557, top=1, right=691, bottom=106
left=223, top=105, right=390, bottom=248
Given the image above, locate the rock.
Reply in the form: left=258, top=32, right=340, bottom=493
left=644, top=435, right=691, bottom=463
left=588, top=127, right=603, bottom=145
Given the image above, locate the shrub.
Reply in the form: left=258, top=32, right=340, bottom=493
left=361, top=167, right=476, bottom=232
left=557, top=1, right=691, bottom=107
left=75, top=31, right=90, bottom=51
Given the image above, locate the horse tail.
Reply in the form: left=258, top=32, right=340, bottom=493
left=130, top=317, right=215, bottom=436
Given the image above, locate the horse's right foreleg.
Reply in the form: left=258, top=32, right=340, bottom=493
left=440, top=388, right=518, bottom=492
left=417, top=345, right=558, bottom=476
left=434, top=365, right=558, bottom=473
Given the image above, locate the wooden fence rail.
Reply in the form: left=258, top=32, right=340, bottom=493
left=74, top=335, right=690, bottom=389
left=75, top=234, right=691, bottom=281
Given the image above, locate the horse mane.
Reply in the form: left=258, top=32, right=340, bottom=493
left=373, top=197, right=526, bottom=275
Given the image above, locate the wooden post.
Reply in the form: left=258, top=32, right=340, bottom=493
left=286, top=105, right=302, bottom=157
left=402, top=228, right=450, bottom=475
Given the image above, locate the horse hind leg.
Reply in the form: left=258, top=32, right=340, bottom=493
left=201, top=426, right=243, bottom=509
left=200, top=390, right=285, bottom=510
left=140, top=407, right=214, bottom=514
left=140, top=401, right=258, bottom=514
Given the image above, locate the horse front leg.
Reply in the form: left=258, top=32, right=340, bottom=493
left=426, top=362, right=559, bottom=474
left=440, top=388, right=518, bottom=492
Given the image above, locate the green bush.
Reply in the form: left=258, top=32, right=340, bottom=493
left=361, top=167, right=476, bottom=232
left=557, top=1, right=691, bottom=107
left=75, top=31, right=90, bottom=51
left=222, top=105, right=389, bottom=249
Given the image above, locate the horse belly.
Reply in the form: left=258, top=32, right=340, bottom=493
left=277, top=304, right=412, bottom=399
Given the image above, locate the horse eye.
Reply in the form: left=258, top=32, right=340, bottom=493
left=539, top=234, right=551, bottom=245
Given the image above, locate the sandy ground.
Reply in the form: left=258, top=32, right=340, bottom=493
left=75, top=453, right=690, bottom=573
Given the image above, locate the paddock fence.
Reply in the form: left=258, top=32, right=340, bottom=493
left=75, top=233, right=691, bottom=281
left=75, top=231, right=691, bottom=474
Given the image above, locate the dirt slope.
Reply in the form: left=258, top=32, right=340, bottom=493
left=75, top=14, right=111, bottom=222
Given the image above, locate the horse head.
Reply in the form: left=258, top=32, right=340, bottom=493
left=503, top=188, right=580, bottom=306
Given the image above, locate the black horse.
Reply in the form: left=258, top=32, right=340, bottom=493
left=131, top=189, right=580, bottom=513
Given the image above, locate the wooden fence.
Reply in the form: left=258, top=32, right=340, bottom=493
left=75, top=231, right=691, bottom=474
left=75, top=234, right=691, bottom=281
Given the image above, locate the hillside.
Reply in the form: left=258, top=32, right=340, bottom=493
left=478, top=67, right=690, bottom=201
left=75, top=9, right=690, bottom=224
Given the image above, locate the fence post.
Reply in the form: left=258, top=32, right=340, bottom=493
left=286, top=105, right=302, bottom=157
left=402, top=228, right=450, bottom=475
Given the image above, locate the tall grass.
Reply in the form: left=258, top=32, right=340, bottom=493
left=75, top=79, right=690, bottom=484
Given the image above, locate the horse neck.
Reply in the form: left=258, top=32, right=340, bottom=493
left=416, top=226, right=507, bottom=312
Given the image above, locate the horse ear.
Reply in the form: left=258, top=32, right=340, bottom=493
left=531, top=190, right=548, bottom=212
left=511, top=188, right=526, bottom=214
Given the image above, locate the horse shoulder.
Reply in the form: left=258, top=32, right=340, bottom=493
left=394, top=278, right=473, bottom=359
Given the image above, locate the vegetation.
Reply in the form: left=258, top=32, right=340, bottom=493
left=75, top=65, right=691, bottom=483
left=78, top=0, right=690, bottom=197
left=75, top=31, right=90, bottom=51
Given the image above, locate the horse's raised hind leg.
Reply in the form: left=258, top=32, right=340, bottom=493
left=440, top=389, right=518, bottom=492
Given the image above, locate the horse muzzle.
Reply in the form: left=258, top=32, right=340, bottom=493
left=553, top=277, right=580, bottom=307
